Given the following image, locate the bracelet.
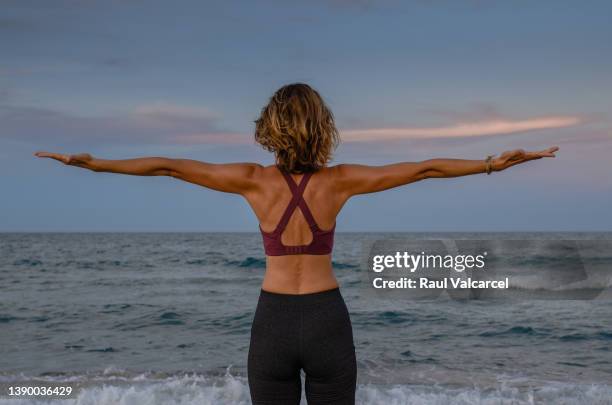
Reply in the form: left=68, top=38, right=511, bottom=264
left=485, top=155, right=494, bottom=175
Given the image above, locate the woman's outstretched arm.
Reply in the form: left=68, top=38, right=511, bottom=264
left=334, top=147, right=559, bottom=197
left=33, top=152, right=262, bottom=195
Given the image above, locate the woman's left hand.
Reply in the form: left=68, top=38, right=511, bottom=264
left=492, top=146, right=559, bottom=172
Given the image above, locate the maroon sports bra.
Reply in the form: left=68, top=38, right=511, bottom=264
left=259, top=167, right=335, bottom=256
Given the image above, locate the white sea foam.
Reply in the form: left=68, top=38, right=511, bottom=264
left=2, top=373, right=611, bottom=405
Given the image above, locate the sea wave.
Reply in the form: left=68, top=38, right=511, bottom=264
left=1, top=372, right=611, bottom=405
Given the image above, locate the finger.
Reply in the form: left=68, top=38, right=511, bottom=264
left=523, top=151, right=543, bottom=160
left=522, top=147, right=556, bottom=160
left=535, top=146, right=559, bottom=158
left=34, top=151, right=70, bottom=163
left=542, top=146, right=559, bottom=157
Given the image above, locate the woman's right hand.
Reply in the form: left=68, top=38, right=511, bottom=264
left=34, top=152, right=94, bottom=168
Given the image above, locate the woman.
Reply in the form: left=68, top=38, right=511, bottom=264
left=35, top=83, right=558, bottom=404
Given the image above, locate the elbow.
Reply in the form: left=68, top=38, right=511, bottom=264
left=418, top=160, right=442, bottom=179
left=421, top=170, right=445, bottom=179
left=162, top=168, right=180, bottom=177
left=419, top=169, right=436, bottom=180
left=159, top=158, right=181, bottom=177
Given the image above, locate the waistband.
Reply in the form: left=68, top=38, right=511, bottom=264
left=259, top=287, right=342, bottom=306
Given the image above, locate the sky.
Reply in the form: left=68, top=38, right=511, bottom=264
left=1, top=0, right=611, bottom=232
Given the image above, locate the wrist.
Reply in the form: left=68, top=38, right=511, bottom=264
left=484, top=155, right=494, bottom=175
left=491, top=157, right=504, bottom=172
left=73, top=154, right=97, bottom=171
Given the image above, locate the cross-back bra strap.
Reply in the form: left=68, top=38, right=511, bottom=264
left=297, top=195, right=320, bottom=230
left=280, top=170, right=311, bottom=195
left=291, top=172, right=319, bottom=230
left=274, top=170, right=316, bottom=233
left=274, top=195, right=299, bottom=234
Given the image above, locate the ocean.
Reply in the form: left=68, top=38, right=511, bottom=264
left=1, top=232, right=611, bottom=404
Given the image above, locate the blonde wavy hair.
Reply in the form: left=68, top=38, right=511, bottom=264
left=254, top=83, right=340, bottom=173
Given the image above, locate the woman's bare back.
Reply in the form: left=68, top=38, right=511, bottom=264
left=244, top=165, right=346, bottom=294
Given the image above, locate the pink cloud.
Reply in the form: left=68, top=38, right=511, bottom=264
left=2, top=99, right=587, bottom=149
left=341, top=116, right=583, bottom=142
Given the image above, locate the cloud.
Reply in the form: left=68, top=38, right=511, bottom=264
left=0, top=101, right=245, bottom=147
left=341, top=116, right=583, bottom=142
left=0, top=99, right=588, bottom=150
